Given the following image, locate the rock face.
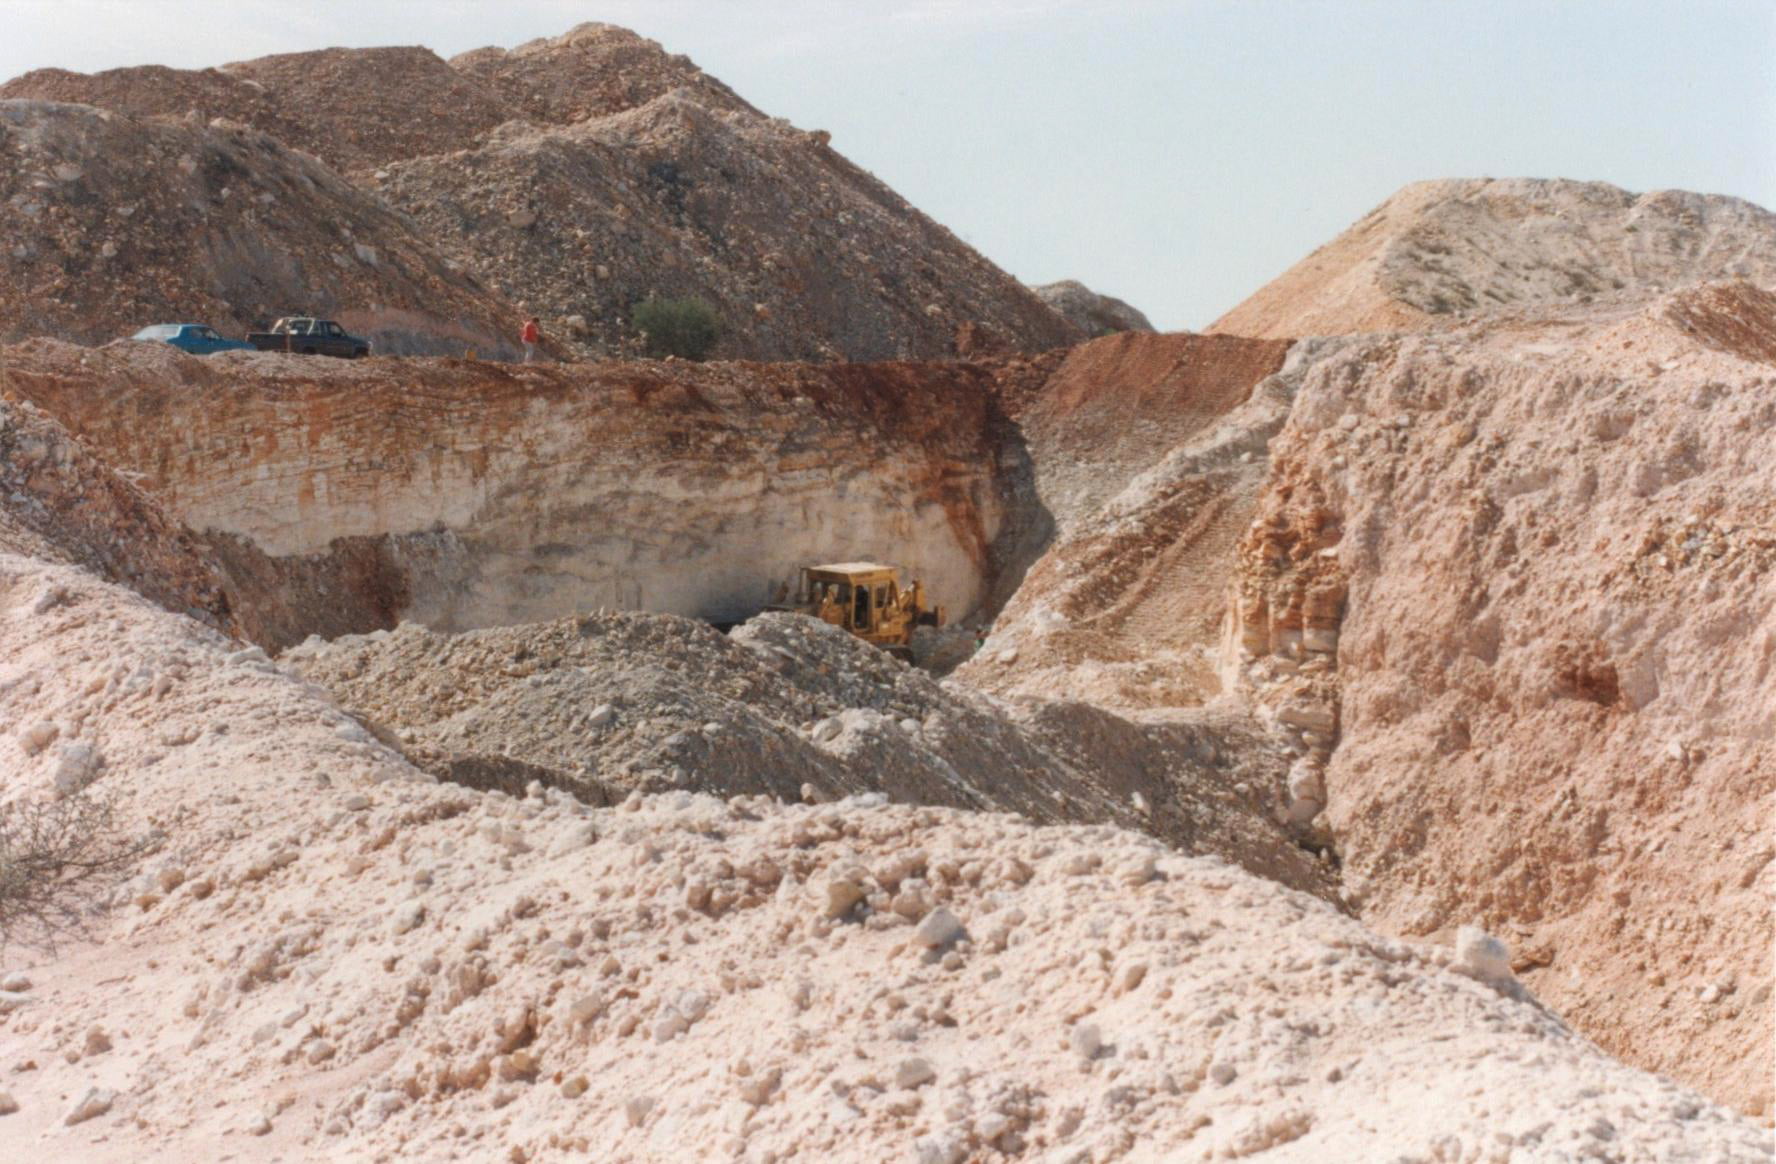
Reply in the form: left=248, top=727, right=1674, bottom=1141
left=957, top=330, right=1293, bottom=709
left=3, top=331, right=1302, bottom=673
left=0, top=556, right=1765, bottom=1160
left=0, top=100, right=519, bottom=355
left=1029, top=279, right=1156, bottom=337
left=1211, top=178, right=1776, bottom=339
left=1, top=340, right=1029, bottom=645
left=1231, top=282, right=1776, bottom=1113
left=0, top=23, right=1081, bottom=362
left=0, top=397, right=237, bottom=633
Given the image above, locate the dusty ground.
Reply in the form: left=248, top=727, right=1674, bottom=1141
left=0, top=558, right=1766, bottom=1162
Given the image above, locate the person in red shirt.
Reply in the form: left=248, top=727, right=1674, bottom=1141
left=521, top=316, right=541, bottom=362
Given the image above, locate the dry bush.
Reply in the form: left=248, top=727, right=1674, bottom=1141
left=0, top=791, right=145, bottom=946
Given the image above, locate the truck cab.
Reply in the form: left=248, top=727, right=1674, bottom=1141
left=129, top=323, right=254, bottom=355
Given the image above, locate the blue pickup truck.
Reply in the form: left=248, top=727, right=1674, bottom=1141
left=130, top=323, right=255, bottom=355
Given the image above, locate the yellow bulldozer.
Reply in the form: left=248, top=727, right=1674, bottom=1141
left=776, top=562, right=944, bottom=660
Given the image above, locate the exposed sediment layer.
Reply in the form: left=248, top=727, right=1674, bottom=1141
left=1233, top=283, right=1776, bottom=1113
left=2, top=341, right=1032, bottom=648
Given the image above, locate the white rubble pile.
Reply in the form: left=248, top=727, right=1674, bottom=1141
left=0, top=556, right=1767, bottom=1161
left=282, top=610, right=1332, bottom=896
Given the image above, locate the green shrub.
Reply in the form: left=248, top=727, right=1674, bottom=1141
left=633, top=296, right=722, bottom=361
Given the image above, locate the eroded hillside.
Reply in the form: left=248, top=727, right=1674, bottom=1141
left=959, top=331, right=1293, bottom=709
left=0, top=398, right=236, bottom=632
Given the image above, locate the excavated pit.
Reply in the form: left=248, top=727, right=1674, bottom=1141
left=0, top=340, right=1069, bottom=650
left=2, top=20, right=1774, bottom=1154
left=4, top=292, right=1773, bottom=1132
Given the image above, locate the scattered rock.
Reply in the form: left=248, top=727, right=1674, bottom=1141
left=823, top=871, right=868, bottom=919
left=895, top=1057, right=936, bottom=1090
left=1453, top=926, right=1521, bottom=996
left=624, top=1095, right=655, bottom=1127
left=913, top=907, right=964, bottom=948
left=51, top=741, right=102, bottom=795
left=392, top=901, right=426, bottom=934
left=64, top=1087, right=115, bottom=1126
left=18, top=721, right=57, bottom=755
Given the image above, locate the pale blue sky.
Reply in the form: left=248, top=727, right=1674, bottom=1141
left=3, top=1, right=1772, bottom=329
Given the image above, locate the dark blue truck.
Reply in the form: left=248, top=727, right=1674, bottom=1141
left=247, top=317, right=372, bottom=358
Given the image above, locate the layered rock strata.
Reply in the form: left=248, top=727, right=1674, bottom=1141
left=2, top=341, right=1028, bottom=647
left=1232, top=283, right=1776, bottom=1112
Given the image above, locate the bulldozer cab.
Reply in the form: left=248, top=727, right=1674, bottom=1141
left=799, top=563, right=898, bottom=634
left=789, top=562, right=941, bottom=658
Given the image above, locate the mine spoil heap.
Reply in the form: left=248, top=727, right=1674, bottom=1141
left=1209, top=178, right=1776, bottom=340
left=0, top=100, right=518, bottom=356
left=0, top=557, right=1767, bottom=1160
left=0, top=22, right=1081, bottom=361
